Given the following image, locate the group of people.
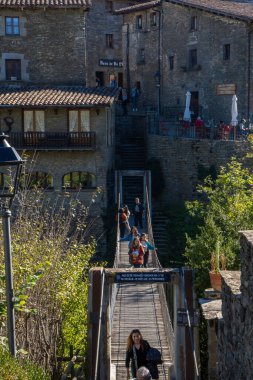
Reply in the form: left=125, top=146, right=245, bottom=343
left=118, top=83, right=140, bottom=115
left=118, top=198, right=157, bottom=269
left=126, top=329, right=161, bottom=379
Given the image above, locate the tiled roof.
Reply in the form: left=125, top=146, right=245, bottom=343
left=0, top=0, right=90, bottom=8
left=114, top=0, right=161, bottom=14
left=0, top=86, right=118, bottom=108
left=168, top=0, right=253, bottom=21
left=115, top=0, right=253, bottom=21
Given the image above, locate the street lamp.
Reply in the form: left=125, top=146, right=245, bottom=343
left=0, top=133, right=23, bottom=357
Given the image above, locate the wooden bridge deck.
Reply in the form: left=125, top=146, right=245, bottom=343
left=111, top=241, right=173, bottom=379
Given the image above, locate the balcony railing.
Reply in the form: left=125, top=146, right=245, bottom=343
left=8, top=132, right=96, bottom=150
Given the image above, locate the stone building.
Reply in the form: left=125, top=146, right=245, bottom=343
left=115, top=0, right=253, bottom=124
left=0, top=1, right=118, bottom=249
left=200, top=231, right=253, bottom=379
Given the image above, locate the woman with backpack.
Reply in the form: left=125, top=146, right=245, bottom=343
left=126, top=329, right=160, bottom=379
left=125, top=329, right=150, bottom=379
left=128, top=237, right=144, bottom=268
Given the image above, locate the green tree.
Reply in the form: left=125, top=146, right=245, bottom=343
left=185, top=158, right=253, bottom=294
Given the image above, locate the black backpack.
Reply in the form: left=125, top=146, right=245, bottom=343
left=146, top=347, right=162, bottom=364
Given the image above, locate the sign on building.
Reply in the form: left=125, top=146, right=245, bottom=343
left=216, top=84, right=236, bottom=95
left=99, top=59, right=123, bottom=68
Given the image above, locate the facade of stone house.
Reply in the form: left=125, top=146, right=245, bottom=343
left=116, top=0, right=253, bottom=125
left=0, top=1, right=118, bottom=248
left=0, top=2, right=90, bottom=85
left=85, top=0, right=141, bottom=89
left=0, top=86, right=117, bottom=212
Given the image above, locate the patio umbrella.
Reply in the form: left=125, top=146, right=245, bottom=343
left=183, top=91, right=191, bottom=121
left=231, top=95, right=238, bottom=126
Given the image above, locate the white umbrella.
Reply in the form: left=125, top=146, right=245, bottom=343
left=231, top=95, right=238, bottom=126
left=183, top=91, right=191, bottom=121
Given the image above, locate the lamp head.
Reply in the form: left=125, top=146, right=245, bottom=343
left=0, top=133, right=23, bottom=205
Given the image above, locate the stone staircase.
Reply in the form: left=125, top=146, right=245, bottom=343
left=151, top=207, right=169, bottom=258
left=122, top=176, right=143, bottom=210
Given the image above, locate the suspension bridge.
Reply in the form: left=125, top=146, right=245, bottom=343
left=87, top=170, right=200, bottom=380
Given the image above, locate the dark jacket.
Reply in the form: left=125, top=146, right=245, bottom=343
left=132, top=202, right=144, bottom=215
left=125, top=340, right=150, bottom=377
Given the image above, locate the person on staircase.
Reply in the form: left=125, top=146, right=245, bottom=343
left=133, top=197, right=144, bottom=229
left=118, top=208, right=128, bottom=238
left=131, top=83, right=140, bottom=111
left=119, top=226, right=140, bottom=247
left=123, top=205, right=131, bottom=233
left=125, top=329, right=150, bottom=379
left=140, top=233, right=156, bottom=268
left=128, top=237, right=144, bottom=268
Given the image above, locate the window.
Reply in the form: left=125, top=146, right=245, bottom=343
left=138, top=48, right=145, bottom=64
left=223, top=44, right=230, bottom=60
left=189, top=49, right=197, bottom=68
left=190, top=16, right=197, bottom=31
left=106, top=34, right=113, bottom=48
left=69, top=110, right=90, bottom=132
left=5, top=17, right=20, bottom=35
left=63, top=172, right=96, bottom=190
left=5, top=59, right=21, bottom=80
left=24, top=110, right=45, bottom=132
left=105, top=0, right=113, bottom=12
left=169, top=56, right=174, bottom=70
left=150, top=12, right=157, bottom=27
left=136, top=15, right=142, bottom=29
left=20, top=172, right=53, bottom=190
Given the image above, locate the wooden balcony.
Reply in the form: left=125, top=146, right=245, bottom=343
left=9, top=132, right=96, bottom=150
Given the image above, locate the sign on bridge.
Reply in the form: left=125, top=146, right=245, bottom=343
left=114, top=271, right=172, bottom=283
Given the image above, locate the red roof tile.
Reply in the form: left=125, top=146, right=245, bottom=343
left=0, top=86, right=118, bottom=107
left=0, top=0, right=90, bottom=8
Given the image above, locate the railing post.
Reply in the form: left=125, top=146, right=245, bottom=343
left=87, top=267, right=104, bottom=380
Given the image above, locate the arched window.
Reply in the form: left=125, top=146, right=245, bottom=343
left=20, top=172, right=53, bottom=190
left=62, top=172, right=96, bottom=190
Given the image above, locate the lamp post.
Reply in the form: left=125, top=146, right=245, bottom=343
left=0, top=133, right=23, bottom=357
left=154, top=70, right=161, bottom=119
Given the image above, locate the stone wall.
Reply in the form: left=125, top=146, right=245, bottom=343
left=147, top=134, right=244, bottom=203
left=218, top=232, right=253, bottom=379
left=0, top=9, right=86, bottom=85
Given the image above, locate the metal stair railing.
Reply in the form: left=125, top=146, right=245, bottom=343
left=145, top=186, right=176, bottom=366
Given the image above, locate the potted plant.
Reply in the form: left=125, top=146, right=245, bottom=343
left=209, top=240, right=226, bottom=291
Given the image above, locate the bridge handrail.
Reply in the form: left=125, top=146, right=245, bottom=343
left=145, top=186, right=176, bottom=366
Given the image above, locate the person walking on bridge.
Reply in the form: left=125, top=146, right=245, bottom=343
left=133, top=197, right=144, bottom=229
left=125, top=329, right=150, bottom=379
left=140, top=233, right=156, bottom=268
left=128, top=237, right=144, bottom=268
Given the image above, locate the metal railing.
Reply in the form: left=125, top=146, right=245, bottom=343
left=8, top=131, right=96, bottom=149
left=145, top=187, right=176, bottom=365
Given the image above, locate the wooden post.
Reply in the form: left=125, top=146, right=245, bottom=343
left=87, top=268, right=103, bottom=380
left=184, top=269, right=195, bottom=380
